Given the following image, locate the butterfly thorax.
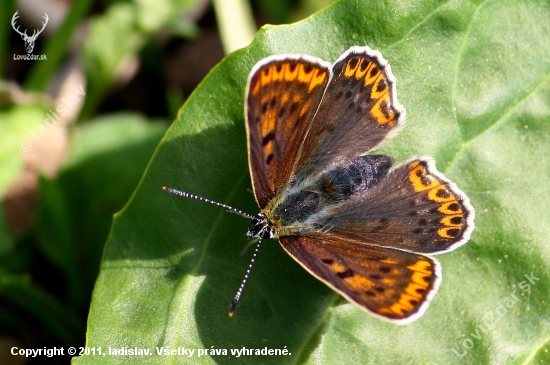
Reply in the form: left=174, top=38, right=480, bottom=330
left=246, top=155, right=394, bottom=240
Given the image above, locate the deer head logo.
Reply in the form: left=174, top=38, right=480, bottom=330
left=11, top=11, right=49, bottom=54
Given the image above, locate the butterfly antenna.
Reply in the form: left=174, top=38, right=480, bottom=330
left=162, top=187, right=254, bottom=219
left=229, top=240, right=262, bottom=317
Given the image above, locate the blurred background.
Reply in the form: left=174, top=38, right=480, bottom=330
left=0, top=0, right=334, bottom=363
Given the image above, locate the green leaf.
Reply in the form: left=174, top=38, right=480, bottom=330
left=34, top=113, right=166, bottom=311
left=77, top=0, right=550, bottom=364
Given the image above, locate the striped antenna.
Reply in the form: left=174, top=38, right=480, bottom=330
left=229, top=240, right=262, bottom=317
left=162, top=186, right=254, bottom=219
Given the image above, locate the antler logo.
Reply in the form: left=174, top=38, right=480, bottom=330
left=11, top=11, right=49, bottom=54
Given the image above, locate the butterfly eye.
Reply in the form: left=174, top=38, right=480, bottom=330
left=259, top=226, right=273, bottom=239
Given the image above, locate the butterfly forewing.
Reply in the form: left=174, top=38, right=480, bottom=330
left=279, top=233, right=441, bottom=323
left=246, top=56, right=331, bottom=208
left=292, top=46, right=405, bottom=187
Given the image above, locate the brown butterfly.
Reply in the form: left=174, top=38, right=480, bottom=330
left=164, top=45, right=475, bottom=324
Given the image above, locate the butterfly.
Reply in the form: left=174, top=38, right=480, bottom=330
left=164, top=45, right=475, bottom=324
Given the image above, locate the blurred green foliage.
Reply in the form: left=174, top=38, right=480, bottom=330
left=0, top=0, right=333, bottom=361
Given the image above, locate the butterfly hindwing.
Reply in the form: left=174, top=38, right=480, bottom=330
left=292, top=46, right=405, bottom=186
left=311, top=158, right=475, bottom=254
left=246, top=56, right=331, bottom=208
left=279, top=233, right=441, bottom=323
